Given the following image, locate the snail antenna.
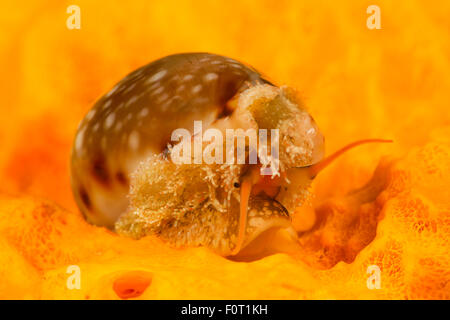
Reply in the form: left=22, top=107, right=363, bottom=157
left=308, top=139, right=393, bottom=178
left=231, top=178, right=252, bottom=255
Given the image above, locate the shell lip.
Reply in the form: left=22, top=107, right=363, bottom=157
left=228, top=194, right=295, bottom=258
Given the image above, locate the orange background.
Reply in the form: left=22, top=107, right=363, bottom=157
left=0, top=0, right=449, bottom=299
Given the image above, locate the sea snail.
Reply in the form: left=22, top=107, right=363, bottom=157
left=71, top=53, right=391, bottom=257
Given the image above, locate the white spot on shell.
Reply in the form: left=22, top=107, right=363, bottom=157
left=226, top=58, right=238, bottom=64
left=139, top=108, right=149, bottom=118
left=157, top=93, right=169, bottom=103
left=147, top=69, right=167, bottom=83
left=192, top=84, right=202, bottom=94
left=105, top=84, right=119, bottom=97
left=136, top=92, right=145, bottom=100
left=76, top=120, right=84, bottom=131
left=162, top=95, right=179, bottom=111
left=161, top=99, right=172, bottom=111
left=103, top=99, right=112, bottom=110
left=105, top=113, right=116, bottom=129
left=153, top=86, right=164, bottom=96
left=124, top=82, right=137, bottom=93
left=176, top=84, right=186, bottom=93
left=148, top=82, right=160, bottom=91
left=183, top=74, right=193, bottom=81
left=127, top=95, right=139, bottom=106
left=92, top=122, right=100, bottom=132
left=75, top=129, right=85, bottom=153
left=134, top=69, right=145, bottom=78
left=86, top=109, right=96, bottom=121
left=204, top=73, right=218, bottom=82
left=128, top=131, right=140, bottom=151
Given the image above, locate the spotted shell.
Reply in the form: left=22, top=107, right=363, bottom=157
left=71, top=53, right=274, bottom=228
left=71, top=52, right=324, bottom=256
